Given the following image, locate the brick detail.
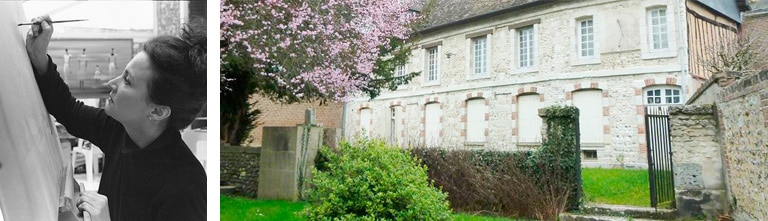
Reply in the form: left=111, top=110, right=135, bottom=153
left=604, top=125, right=611, bottom=134
left=635, top=88, right=643, bottom=96
left=637, top=105, right=645, bottom=115
left=574, top=83, right=582, bottom=90
left=590, top=82, right=599, bottom=88
left=461, top=129, right=466, bottom=137
left=539, top=94, right=545, bottom=102
left=638, top=125, right=645, bottom=135
left=644, top=78, right=655, bottom=86
left=603, top=107, right=610, bottom=116
left=565, top=92, right=572, bottom=100
left=511, top=96, right=517, bottom=104
left=511, top=112, right=518, bottom=120
left=666, top=77, right=677, bottom=85
left=602, top=90, right=609, bottom=98
left=511, top=128, right=518, bottom=136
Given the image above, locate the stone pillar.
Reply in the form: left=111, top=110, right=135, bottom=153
left=669, top=105, right=726, bottom=219
left=257, top=109, right=323, bottom=201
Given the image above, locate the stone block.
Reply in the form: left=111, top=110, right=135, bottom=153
left=674, top=163, right=704, bottom=190
left=675, top=190, right=727, bottom=220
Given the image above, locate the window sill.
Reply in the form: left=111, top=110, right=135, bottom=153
left=641, top=50, right=676, bottom=60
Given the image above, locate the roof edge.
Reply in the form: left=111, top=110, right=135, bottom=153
left=417, top=0, right=555, bottom=35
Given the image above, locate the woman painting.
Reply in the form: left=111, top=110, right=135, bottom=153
left=26, top=15, right=207, bottom=221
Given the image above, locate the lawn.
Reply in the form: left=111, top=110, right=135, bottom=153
left=220, top=195, right=526, bottom=221
left=581, top=168, right=651, bottom=207
left=221, top=195, right=307, bottom=221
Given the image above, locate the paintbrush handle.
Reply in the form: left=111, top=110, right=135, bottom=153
left=18, top=19, right=87, bottom=26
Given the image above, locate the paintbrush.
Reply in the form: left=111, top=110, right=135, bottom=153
left=17, top=19, right=88, bottom=26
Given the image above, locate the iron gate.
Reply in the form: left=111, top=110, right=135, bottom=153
left=644, top=106, right=675, bottom=209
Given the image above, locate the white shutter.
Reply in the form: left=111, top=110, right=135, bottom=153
left=466, top=99, right=486, bottom=142
left=359, top=108, right=371, bottom=138
left=425, top=103, right=441, bottom=147
left=517, top=94, right=542, bottom=143
left=572, top=90, right=603, bottom=143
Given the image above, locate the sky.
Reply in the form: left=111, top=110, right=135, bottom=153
left=22, top=1, right=154, bottom=30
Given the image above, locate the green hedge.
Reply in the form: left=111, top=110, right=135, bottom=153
left=307, top=139, right=452, bottom=220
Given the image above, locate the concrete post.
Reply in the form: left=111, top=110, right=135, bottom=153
left=257, top=109, right=324, bottom=201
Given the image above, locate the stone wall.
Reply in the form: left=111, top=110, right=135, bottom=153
left=668, top=105, right=726, bottom=219
left=716, top=70, right=768, bottom=220
left=220, top=145, right=261, bottom=197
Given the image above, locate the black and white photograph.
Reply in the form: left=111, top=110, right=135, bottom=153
left=0, top=1, right=207, bottom=220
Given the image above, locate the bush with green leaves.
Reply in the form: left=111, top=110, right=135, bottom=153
left=306, top=139, right=451, bottom=220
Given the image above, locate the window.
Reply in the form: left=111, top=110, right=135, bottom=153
left=466, top=99, right=487, bottom=143
left=360, top=108, right=372, bottom=138
left=425, top=102, right=441, bottom=147
left=572, top=90, right=603, bottom=144
left=648, top=7, right=669, bottom=51
left=395, top=64, right=405, bottom=77
left=578, top=18, right=595, bottom=58
left=645, top=86, right=681, bottom=105
left=517, top=94, right=542, bottom=144
left=389, top=107, right=397, bottom=143
left=471, top=36, right=488, bottom=76
left=426, top=47, right=439, bottom=83
left=518, top=26, right=535, bottom=68
left=582, top=150, right=598, bottom=160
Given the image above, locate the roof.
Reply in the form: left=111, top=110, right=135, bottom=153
left=417, top=0, right=553, bottom=34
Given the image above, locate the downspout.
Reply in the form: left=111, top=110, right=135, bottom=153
left=676, top=0, right=689, bottom=102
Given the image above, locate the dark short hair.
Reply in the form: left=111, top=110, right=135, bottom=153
left=143, top=24, right=206, bottom=131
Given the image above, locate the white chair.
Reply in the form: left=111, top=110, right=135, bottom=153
left=196, top=140, right=207, bottom=168
left=71, top=139, right=103, bottom=183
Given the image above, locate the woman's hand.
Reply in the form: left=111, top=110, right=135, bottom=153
left=24, top=15, right=53, bottom=74
left=78, top=191, right=111, bottom=221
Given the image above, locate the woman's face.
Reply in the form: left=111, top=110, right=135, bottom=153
left=105, top=51, right=155, bottom=124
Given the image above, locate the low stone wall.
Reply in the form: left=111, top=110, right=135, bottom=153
left=220, top=145, right=261, bottom=197
left=668, top=105, right=726, bottom=219
left=717, top=70, right=768, bottom=220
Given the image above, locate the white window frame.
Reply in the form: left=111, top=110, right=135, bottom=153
left=424, top=46, right=440, bottom=86
left=577, top=17, right=596, bottom=59
left=640, top=4, right=676, bottom=59
left=648, top=7, right=669, bottom=52
left=469, top=35, right=489, bottom=78
left=644, top=85, right=682, bottom=105
left=518, top=26, right=535, bottom=69
left=424, top=102, right=441, bottom=147
left=389, top=107, right=398, bottom=143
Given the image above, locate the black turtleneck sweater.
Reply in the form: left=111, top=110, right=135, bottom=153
left=33, top=56, right=206, bottom=221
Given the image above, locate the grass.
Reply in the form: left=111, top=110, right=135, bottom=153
left=220, top=195, right=527, bottom=220
left=221, top=195, right=307, bottom=221
left=581, top=168, right=651, bottom=207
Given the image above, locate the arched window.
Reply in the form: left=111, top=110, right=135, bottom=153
left=466, top=98, right=487, bottom=143
left=517, top=94, right=542, bottom=144
left=572, top=90, right=603, bottom=144
left=424, top=102, right=441, bottom=147
left=359, top=108, right=372, bottom=138
left=644, top=85, right=681, bottom=105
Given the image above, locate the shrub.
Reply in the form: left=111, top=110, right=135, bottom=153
left=412, top=105, right=581, bottom=220
left=306, top=139, right=452, bottom=220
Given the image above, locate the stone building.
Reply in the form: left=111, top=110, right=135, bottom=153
left=342, top=0, right=749, bottom=168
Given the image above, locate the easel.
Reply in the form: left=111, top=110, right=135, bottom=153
left=0, top=3, right=90, bottom=221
